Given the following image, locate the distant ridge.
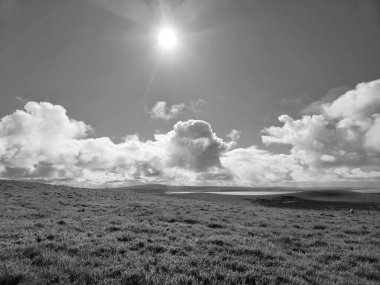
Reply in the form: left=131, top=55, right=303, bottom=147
left=292, top=189, right=380, bottom=203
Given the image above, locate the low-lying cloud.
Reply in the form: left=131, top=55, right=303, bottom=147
left=1, top=79, right=380, bottom=187
left=0, top=102, right=232, bottom=186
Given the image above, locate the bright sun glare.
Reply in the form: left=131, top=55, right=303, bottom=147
left=157, top=26, right=179, bottom=52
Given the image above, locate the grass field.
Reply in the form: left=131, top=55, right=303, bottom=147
left=1, top=180, right=380, bottom=284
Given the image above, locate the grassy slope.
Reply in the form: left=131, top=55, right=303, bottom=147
left=0, top=181, right=379, bottom=285
left=248, top=190, right=380, bottom=211
left=292, top=190, right=380, bottom=203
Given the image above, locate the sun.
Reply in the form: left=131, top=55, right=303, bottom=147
left=157, top=26, right=179, bottom=52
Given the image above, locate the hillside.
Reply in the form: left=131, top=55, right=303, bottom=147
left=249, top=190, right=380, bottom=211
left=1, top=180, right=380, bottom=284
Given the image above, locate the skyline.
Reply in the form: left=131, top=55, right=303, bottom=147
left=1, top=0, right=380, bottom=187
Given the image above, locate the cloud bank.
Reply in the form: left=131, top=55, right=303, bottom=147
left=1, top=79, right=380, bottom=187
left=262, top=80, right=380, bottom=170
left=0, top=102, right=232, bottom=186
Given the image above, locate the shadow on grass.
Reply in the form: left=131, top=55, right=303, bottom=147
left=251, top=196, right=380, bottom=211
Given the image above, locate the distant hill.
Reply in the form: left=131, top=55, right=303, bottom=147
left=292, top=189, right=380, bottom=203
left=251, top=189, right=380, bottom=210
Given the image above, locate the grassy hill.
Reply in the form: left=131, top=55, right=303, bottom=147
left=1, top=180, right=380, bottom=284
left=293, top=190, right=380, bottom=203
left=248, top=190, right=380, bottom=211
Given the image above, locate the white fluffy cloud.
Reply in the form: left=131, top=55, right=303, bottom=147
left=166, top=120, right=230, bottom=171
left=148, top=99, right=207, bottom=121
left=149, top=101, right=185, bottom=120
left=262, top=79, right=380, bottom=173
left=226, top=129, right=241, bottom=145
left=1, top=79, right=380, bottom=187
left=0, top=102, right=233, bottom=186
left=222, top=146, right=301, bottom=185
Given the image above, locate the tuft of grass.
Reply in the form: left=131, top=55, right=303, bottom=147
left=145, top=244, right=166, bottom=254
left=313, top=224, right=327, bottom=230
left=107, top=225, right=122, bottom=232
left=317, top=253, right=341, bottom=263
left=46, top=234, right=55, bottom=241
left=0, top=267, right=24, bottom=285
left=183, top=219, right=200, bottom=225
left=207, top=223, right=224, bottom=229
left=117, top=234, right=134, bottom=242
left=130, top=241, right=145, bottom=251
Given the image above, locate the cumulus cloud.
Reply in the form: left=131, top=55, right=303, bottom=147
left=1, top=79, right=380, bottom=187
left=0, top=102, right=89, bottom=175
left=148, top=99, right=207, bottom=120
left=222, top=146, right=300, bottom=185
left=262, top=79, right=380, bottom=171
left=226, top=129, right=241, bottom=142
left=167, top=120, right=231, bottom=171
left=149, top=101, right=185, bottom=120
left=0, top=102, right=232, bottom=186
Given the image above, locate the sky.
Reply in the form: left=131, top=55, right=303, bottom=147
left=0, top=0, right=380, bottom=187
